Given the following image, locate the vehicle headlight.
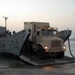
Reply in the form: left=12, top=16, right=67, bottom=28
left=44, top=47, right=49, bottom=52
left=63, top=45, right=66, bottom=50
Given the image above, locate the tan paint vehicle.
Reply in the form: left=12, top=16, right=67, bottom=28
left=24, top=22, right=69, bottom=58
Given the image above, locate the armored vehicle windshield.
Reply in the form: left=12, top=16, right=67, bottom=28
left=42, top=30, right=58, bottom=36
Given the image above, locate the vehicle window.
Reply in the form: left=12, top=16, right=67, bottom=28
left=42, top=30, right=58, bottom=36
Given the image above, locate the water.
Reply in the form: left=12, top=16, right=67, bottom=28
left=65, top=40, right=75, bottom=57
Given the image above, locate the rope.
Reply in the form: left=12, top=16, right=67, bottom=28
left=68, top=38, right=74, bottom=58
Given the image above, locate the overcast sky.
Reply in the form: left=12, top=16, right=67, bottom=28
left=0, top=0, right=75, bottom=38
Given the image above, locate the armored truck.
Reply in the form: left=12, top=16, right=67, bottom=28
left=23, top=22, right=71, bottom=58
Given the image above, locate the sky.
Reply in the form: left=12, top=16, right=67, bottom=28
left=0, top=0, right=75, bottom=38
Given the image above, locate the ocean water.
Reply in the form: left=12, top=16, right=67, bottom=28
left=65, top=40, right=75, bottom=57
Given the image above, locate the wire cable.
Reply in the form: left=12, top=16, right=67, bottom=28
left=68, top=38, right=74, bottom=58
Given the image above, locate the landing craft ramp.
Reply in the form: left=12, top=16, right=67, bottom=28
left=20, top=55, right=75, bottom=65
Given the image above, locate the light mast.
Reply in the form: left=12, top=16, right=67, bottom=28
left=3, top=16, right=8, bottom=30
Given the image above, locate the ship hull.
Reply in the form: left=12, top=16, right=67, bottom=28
left=0, top=29, right=31, bottom=56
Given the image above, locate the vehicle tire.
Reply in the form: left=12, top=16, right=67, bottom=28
left=37, top=44, right=45, bottom=58
left=56, top=52, right=64, bottom=58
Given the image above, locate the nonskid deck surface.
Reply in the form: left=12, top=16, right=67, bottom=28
left=20, top=55, right=75, bottom=65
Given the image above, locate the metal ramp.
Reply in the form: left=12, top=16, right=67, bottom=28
left=59, top=30, right=71, bottom=43
left=20, top=55, right=75, bottom=65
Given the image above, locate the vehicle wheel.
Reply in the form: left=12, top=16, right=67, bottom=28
left=56, top=52, right=64, bottom=58
left=37, top=44, right=45, bottom=58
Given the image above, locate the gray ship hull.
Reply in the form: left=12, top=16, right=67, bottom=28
left=0, top=29, right=31, bottom=56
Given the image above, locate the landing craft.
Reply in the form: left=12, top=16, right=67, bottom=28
left=0, top=21, right=71, bottom=65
